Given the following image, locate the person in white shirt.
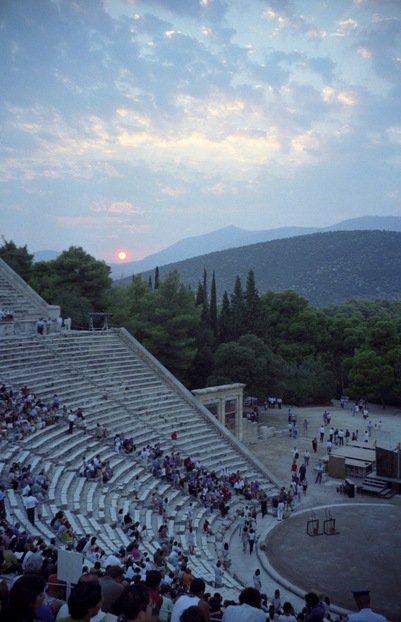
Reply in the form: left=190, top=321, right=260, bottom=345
left=253, top=569, right=262, bottom=591
left=24, top=492, right=38, bottom=525
left=67, top=411, right=76, bottom=434
left=278, top=601, right=297, bottom=622
left=102, top=552, right=121, bottom=568
left=345, top=590, right=387, bottom=622
left=214, top=560, right=224, bottom=588
left=222, top=587, right=266, bottom=622
left=171, top=578, right=209, bottom=622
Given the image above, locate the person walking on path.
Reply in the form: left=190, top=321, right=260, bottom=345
left=214, top=560, right=224, bottom=588
left=260, top=493, right=268, bottom=517
left=67, top=410, right=76, bottom=434
left=241, top=526, right=249, bottom=553
left=249, top=529, right=256, bottom=554
left=277, top=500, right=285, bottom=521
left=315, top=462, right=324, bottom=484
left=253, top=568, right=262, bottom=591
left=238, top=512, right=245, bottom=537
left=188, top=527, right=196, bottom=555
left=221, top=542, right=231, bottom=570
left=312, top=438, right=318, bottom=453
left=24, top=491, right=39, bottom=525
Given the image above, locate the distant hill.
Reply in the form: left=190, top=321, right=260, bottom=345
left=116, top=230, right=401, bottom=307
left=110, top=215, right=401, bottom=279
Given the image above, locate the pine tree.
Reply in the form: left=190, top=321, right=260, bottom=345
left=0, top=237, right=34, bottom=282
left=135, top=271, right=199, bottom=384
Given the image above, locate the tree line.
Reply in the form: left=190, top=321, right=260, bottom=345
left=2, top=239, right=401, bottom=407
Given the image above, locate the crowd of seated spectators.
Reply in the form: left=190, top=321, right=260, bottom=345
left=138, top=443, right=265, bottom=517
left=0, top=385, right=62, bottom=440
left=80, top=455, right=114, bottom=484
left=0, top=538, right=341, bottom=622
left=0, top=384, right=95, bottom=443
left=0, top=381, right=350, bottom=622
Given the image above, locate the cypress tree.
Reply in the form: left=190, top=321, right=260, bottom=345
left=230, top=275, right=245, bottom=340
left=210, top=271, right=218, bottom=339
left=244, top=269, right=263, bottom=336
left=219, top=290, right=232, bottom=343
left=196, top=280, right=204, bottom=306
left=201, top=269, right=209, bottom=325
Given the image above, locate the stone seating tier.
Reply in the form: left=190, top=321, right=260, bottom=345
left=1, top=329, right=281, bottom=599
left=0, top=281, right=42, bottom=321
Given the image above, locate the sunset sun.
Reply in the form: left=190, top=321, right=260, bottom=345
left=118, top=251, right=127, bottom=260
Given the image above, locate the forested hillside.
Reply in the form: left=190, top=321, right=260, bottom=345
left=126, top=230, right=401, bottom=306
left=2, top=237, right=401, bottom=407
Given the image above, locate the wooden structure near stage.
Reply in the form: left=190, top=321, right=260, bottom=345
left=371, top=445, right=401, bottom=495
left=329, top=444, right=401, bottom=498
left=377, top=444, right=401, bottom=479
left=322, top=444, right=376, bottom=479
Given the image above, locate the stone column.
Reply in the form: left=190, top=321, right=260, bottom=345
left=219, top=397, right=226, bottom=428
left=235, top=393, right=243, bottom=441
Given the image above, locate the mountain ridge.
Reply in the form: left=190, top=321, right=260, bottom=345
left=109, top=215, right=401, bottom=279
left=118, top=229, right=401, bottom=307
left=32, top=215, right=401, bottom=277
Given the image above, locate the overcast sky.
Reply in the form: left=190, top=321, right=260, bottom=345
left=1, top=0, right=400, bottom=263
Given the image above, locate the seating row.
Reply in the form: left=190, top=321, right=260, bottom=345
left=1, top=329, right=279, bottom=599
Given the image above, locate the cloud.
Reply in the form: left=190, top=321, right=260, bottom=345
left=93, top=201, right=144, bottom=215
left=57, top=215, right=128, bottom=226
left=161, top=185, right=188, bottom=197
left=131, top=0, right=228, bottom=22
left=321, top=86, right=357, bottom=107
left=357, top=46, right=373, bottom=59
left=203, top=182, right=230, bottom=195
left=262, top=4, right=326, bottom=40
left=387, top=127, right=401, bottom=144
left=118, top=224, right=152, bottom=234
left=1, top=0, right=400, bottom=260
left=332, top=18, right=360, bottom=37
